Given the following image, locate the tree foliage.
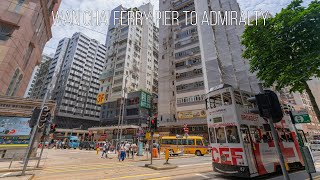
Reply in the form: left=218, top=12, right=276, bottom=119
left=241, top=0, right=320, bottom=119
left=242, top=0, right=320, bottom=92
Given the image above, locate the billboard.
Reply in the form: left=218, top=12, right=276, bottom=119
left=177, top=110, right=206, bottom=120
left=0, top=116, right=31, bottom=145
left=140, top=91, right=151, bottom=109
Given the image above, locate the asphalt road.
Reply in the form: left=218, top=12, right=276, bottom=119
left=2, top=149, right=320, bottom=179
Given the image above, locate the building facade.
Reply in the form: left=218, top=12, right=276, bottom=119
left=158, top=0, right=260, bottom=137
left=51, top=32, right=106, bottom=129
left=28, top=54, right=53, bottom=99
left=99, top=3, right=159, bottom=126
left=100, top=90, right=157, bottom=126
left=0, top=0, right=60, bottom=97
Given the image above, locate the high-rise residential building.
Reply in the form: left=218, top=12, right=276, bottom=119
left=99, top=3, right=159, bottom=126
left=0, top=0, right=61, bottom=97
left=158, top=0, right=260, bottom=137
left=26, top=54, right=52, bottom=98
left=50, top=32, right=107, bottom=129
left=31, top=38, right=70, bottom=99
left=280, top=81, right=320, bottom=135
left=24, top=66, right=39, bottom=98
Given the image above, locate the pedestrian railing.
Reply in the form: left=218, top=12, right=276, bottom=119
left=0, top=151, right=48, bottom=170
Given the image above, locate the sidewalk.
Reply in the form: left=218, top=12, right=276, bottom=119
left=0, top=172, right=34, bottom=180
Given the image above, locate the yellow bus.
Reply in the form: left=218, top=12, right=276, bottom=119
left=160, top=135, right=209, bottom=156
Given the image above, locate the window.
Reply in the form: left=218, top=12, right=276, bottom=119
left=15, top=0, right=25, bottom=13
left=196, top=139, right=203, bottom=146
left=23, top=43, right=34, bottom=68
left=209, top=128, right=216, bottom=143
left=222, top=92, right=232, bottom=105
left=226, top=126, right=240, bottom=143
left=234, top=91, right=243, bottom=105
left=209, top=94, right=222, bottom=108
left=188, top=139, right=195, bottom=145
left=216, top=127, right=226, bottom=143
left=6, top=68, right=20, bottom=96
left=250, top=126, right=261, bottom=143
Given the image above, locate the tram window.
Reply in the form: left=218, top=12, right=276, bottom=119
left=181, top=139, right=187, bottom=145
left=262, top=132, right=273, bottom=143
left=177, top=139, right=183, bottom=145
left=209, top=127, right=217, bottom=143
left=216, top=127, right=226, bottom=143
left=243, top=93, right=251, bottom=105
left=210, top=94, right=222, bottom=108
left=222, top=92, right=232, bottom=105
left=226, top=126, right=240, bottom=143
left=277, top=128, right=286, bottom=142
left=172, top=139, right=177, bottom=145
left=250, top=126, right=261, bottom=143
left=234, top=91, right=243, bottom=105
left=240, top=125, right=250, bottom=143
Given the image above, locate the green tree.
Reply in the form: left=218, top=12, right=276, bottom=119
left=241, top=0, right=320, bottom=121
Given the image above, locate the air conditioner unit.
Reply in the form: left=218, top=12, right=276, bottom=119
left=186, top=64, right=192, bottom=68
left=189, top=52, right=194, bottom=56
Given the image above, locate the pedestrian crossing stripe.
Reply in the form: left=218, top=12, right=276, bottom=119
left=104, top=173, right=161, bottom=180
left=42, top=164, right=134, bottom=173
left=43, top=162, right=134, bottom=170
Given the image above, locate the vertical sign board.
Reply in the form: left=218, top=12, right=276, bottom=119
left=140, top=91, right=151, bottom=109
left=0, top=117, right=31, bottom=147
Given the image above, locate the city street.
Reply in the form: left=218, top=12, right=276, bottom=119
left=0, top=149, right=320, bottom=179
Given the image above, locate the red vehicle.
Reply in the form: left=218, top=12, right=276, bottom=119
left=205, top=85, right=304, bottom=178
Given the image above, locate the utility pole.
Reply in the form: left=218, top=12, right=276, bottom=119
left=119, top=76, right=128, bottom=142
left=250, top=84, right=290, bottom=180
left=22, top=92, right=50, bottom=175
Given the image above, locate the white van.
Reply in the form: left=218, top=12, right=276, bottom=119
left=310, top=140, right=320, bottom=151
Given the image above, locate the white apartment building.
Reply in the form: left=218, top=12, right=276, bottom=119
left=99, top=3, right=159, bottom=126
left=50, top=32, right=106, bottom=129
left=158, top=0, right=260, bottom=137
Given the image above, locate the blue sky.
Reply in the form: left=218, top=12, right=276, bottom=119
left=43, top=0, right=312, bottom=55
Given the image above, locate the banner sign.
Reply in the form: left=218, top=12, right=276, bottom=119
left=177, top=110, right=206, bottom=120
left=140, top=91, right=151, bottom=109
left=0, top=116, right=31, bottom=145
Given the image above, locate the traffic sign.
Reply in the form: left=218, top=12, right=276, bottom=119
left=292, top=110, right=311, bottom=124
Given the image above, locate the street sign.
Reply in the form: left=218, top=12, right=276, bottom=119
left=292, top=110, right=311, bottom=124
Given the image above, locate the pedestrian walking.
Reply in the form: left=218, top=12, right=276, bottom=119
left=119, top=146, right=126, bottom=161
left=101, top=142, right=107, bottom=158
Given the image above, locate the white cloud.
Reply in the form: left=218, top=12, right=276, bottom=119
left=44, top=0, right=312, bottom=55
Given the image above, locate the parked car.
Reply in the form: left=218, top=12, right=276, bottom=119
left=79, top=141, right=95, bottom=150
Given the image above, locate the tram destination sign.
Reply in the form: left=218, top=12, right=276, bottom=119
left=292, top=110, right=311, bottom=124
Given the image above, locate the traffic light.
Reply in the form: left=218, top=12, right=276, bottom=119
left=247, top=90, right=283, bottom=123
left=29, top=107, right=41, bottom=128
left=146, top=117, right=151, bottom=129
left=150, top=118, right=155, bottom=131
left=50, top=124, right=56, bottom=133
left=39, top=106, right=51, bottom=128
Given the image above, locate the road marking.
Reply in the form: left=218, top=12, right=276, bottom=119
left=307, top=175, right=320, bottom=180
left=179, top=162, right=211, bottom=167
left=148, top=177, right=171, bottom=180
left=42, top=164, right=134, bottom=173
left=0, top=173, right=12, bottom=177
left=104, top=173, right=160, bottom=180
left=43, top=162, right=133, bottom=170
left=195, top=173, right=210, bottom=178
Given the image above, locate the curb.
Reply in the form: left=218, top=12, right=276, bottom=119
left=145, top=164, right=178, bottom=170
left=28, top=174, right=35, bottom=180
left=0, top=168, right=42, bottom=173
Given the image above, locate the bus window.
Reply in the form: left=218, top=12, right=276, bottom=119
left=222, top=92, right=232, bottom=105
left=210, top=94, right=222, bottom=108
left=277, top=128, right=287, bottom=142
left=250, top=126, right=261, bottom=143
left=234, top=91, right=243, bottom=105
left=196, top=139, right=203, bottom=146
left=202, top=139, right=208, bottom=146
left=177, top=139, right=183, bottom=145
left=226, top=126, right=240, bottom=143
left=188, top=139, right=195, bottom=145
left=216, top=127, right=226, bottom=143
left=209, top=127, right=216, bottom=143
left=172, top=139, right=177, bottom=145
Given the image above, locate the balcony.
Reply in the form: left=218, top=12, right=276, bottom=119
left=99, top=69, right=114, bottom=80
